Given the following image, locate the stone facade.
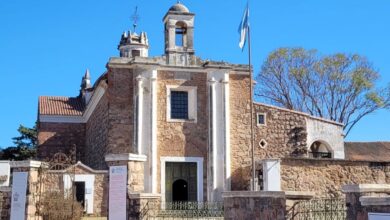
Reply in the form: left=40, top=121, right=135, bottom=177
left=0, top=187, right=10, bottom=220
left=38, top=122, right=85, bottom=160
left=281, top=158, right=390, bottom=197
left=156, top=71, right=209, bottom=197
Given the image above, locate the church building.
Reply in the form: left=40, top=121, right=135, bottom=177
left=36, top=4, right=386, bottom=215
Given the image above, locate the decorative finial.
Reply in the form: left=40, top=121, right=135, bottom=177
left=131, top=6, right=140, bottom=33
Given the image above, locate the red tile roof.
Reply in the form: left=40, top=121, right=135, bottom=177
left=345, top=142, right=390, bottom=162
left=39, top=96, right=85, bottom=116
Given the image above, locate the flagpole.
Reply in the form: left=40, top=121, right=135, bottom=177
left=248, top=24, right=256, bottom=191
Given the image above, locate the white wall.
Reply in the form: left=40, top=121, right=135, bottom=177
left=306, top=118, right=345, bottom=159
left=0, top=161, right=10, bottom=187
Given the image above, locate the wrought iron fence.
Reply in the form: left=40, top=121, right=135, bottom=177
left=308, top=152, right=332, bottom=159
left=143, top=201, right=224, bottom=220
left=287, top=198, right=347, bottom=220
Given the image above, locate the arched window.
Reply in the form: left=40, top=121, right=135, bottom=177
left=172, top=179, right=188, bottom=201
left=175, top=22, right=187, bottom=47
left=309, top=141, right=332, bottom=158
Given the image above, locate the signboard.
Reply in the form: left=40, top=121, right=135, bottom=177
left=368, top=213, right=390, bottom=220
left=10, top=172, right=28, bottom=220
left=109, top=166, right=127, bottom=220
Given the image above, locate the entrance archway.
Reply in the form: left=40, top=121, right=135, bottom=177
left=172, top=179, right=188, bottom=201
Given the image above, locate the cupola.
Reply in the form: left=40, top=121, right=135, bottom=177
left=118, top=31, right=149, bottom=58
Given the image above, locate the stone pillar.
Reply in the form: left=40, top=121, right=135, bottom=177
left=10, top=160, right=43, bottom=220
left=106, top=153, right=146, bottom=220
left=222, top=191, right=286, bottom=220
left=342, top=184, right=390, bottom=220
left=128, top=193, right=161, bottom=220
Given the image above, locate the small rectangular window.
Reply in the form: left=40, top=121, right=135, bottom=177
left=170, top=91, right=188, bottom=119
left=132, top=50, right=141, bottom=57
left=257, top=113, right=266, bottom=126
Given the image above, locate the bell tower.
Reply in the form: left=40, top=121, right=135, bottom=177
left=163, top=3, right=195, bottom=66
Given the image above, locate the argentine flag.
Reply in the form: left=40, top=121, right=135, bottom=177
left=238, top=3, right=250, bottom=50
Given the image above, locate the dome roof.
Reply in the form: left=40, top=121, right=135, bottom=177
left=169, top=3, right=189, bottom=13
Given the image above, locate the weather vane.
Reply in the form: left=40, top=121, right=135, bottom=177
left=131, top=6, right=140, bottom=33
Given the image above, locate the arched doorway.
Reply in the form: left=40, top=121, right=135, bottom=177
left=310, top=141, right=332, bottom=158
left=172, top=179, right=188, bottom=201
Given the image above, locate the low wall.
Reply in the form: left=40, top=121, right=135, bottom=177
left=343, top=184, right=390, bottom=220
left=223, top=191, right=286, bottom=220
left=0, top=187, right=11, bottom=220
left=281, top=158, right=390, bottom=197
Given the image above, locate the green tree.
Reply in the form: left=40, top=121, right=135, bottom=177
left=256, top=47, right=390, bottom=136
left=0, top=124, right=37, bottom=160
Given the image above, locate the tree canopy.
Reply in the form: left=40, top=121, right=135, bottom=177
left=256, top=47, right=390, bottom=136
left=0, top=124, right=37, bottom=160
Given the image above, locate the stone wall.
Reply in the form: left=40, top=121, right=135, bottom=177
left=0, top=187, right=11, bottom=220
left=85, top=93, right=109, bottom=169
left=223, top=191, right=286, bottom=220
left=38, top=122, right=85, bottom=160
left=107, top=68, right=135, bottom=154
left=254, top=103, right=308, bottom=159
left=281, top=158, right=390, bottom=197
left=156, top=71, right=208, bottom=197
left=229, top=74, right=252, bottom=190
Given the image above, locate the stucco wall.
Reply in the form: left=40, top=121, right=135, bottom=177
left=306, top=117, right=345, bottom=159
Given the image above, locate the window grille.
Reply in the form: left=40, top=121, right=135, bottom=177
left=171, top=91, right=188, bottom=119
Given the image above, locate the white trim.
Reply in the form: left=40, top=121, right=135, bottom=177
left=105, top=153, right=147, bottom=162
left=342, top=184, right=390, bottom=193
left=48, top=161, right=108, bottom=174
left=361, top=196, right=390, bottom=206
left=150, top=71, right=158, bottom=194
left=39, top=82, right=107, bottom=123
left=222, top=191, right=285, bottom=198
left=256, top=112, right=267, bottom=126
left=222, top=74, right=231, bottom=191
left=160, top=157, right=203, bottom=203
left=10, top=160, right=42, bottom=168
left=136, top=75, right=144, bottom=154
left=166, top=85, right=197, bottom=123
left=39, top=115, right=83, bottom=123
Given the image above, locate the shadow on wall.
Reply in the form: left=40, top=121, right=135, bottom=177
left=231, top=166, right=251, bottom=191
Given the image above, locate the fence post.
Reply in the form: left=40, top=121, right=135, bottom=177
left=105, top=153, right=149, bottom=220
left=342, top=184, right=390, bottom=220
left=10, top=160, right=43, bottom=220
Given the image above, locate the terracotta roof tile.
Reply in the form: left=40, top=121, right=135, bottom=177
left=39, top=96, right=85, bottom=116
left=345, top=142, right=390, bottom=162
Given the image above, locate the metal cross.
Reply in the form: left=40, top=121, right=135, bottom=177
left=131, top=6, right=140, bottom=33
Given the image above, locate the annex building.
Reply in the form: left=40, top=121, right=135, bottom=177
left=31, top=3, right=389, bottom=218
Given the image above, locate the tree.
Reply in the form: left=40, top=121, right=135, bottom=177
left=256, top=47, right=390, bottom=136
left=0, top=124, right=37, bottom=160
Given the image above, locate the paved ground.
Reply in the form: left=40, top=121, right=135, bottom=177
left=82, top=217, right=107, bottom=220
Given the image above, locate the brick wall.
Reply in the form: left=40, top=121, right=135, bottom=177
left=106, top=68, right=135, bottom=154
left=38, top=122, right=85, bottom=160
left=156, top=71, right=208, bottom=197
left=85, top=93, right=109, bottom=169
left=281, top=158, right=390, bottom=197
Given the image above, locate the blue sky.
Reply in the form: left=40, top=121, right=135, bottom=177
left=0, top=0, right=389, bottom=147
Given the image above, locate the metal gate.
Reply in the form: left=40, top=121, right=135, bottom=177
left=287, top=198, right=347, bottom=220
left=142, top=201, right=224, bottom=220
left=35, top=151, right=85, bottom=220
